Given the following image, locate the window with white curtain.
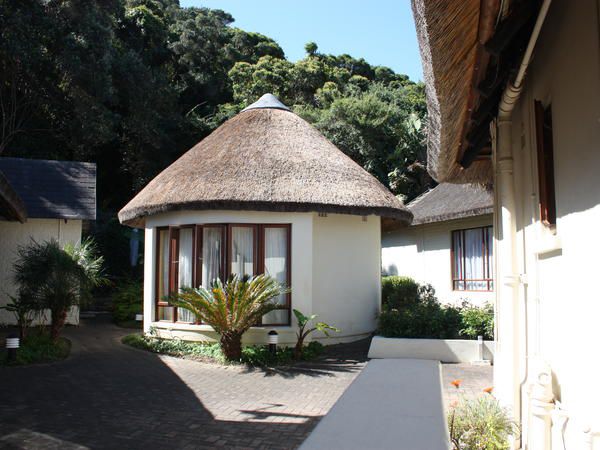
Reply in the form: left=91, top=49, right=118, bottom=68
left=452, top=226, right=493, bottom=291
left=202, top=227, right=223, bottom=288
left=230, top=226, right=255, bottom=277
left=177, top=228, right=195, bottom=322
left=155, top=224, right=291, bottom=325
left=262, top=227, right=289, bottom=325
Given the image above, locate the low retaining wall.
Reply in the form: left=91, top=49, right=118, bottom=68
left=368, top=336, right=494, bottom=363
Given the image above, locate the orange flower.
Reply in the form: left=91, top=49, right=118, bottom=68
left=212, top=288, right=218, bottom=294
left=451, top=379, right=462, bottom=389
left=483, top=386, right=494, bottom=394
left=449, top=400, right=458, bottom=408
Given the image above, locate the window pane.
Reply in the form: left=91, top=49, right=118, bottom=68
left=485, top=226, right=493, bottom=280
left=158, top=306, right=174, bottom=321
left=202, top=227, right=223, bottom=288
left=464, top=228, right=486, bottom=290
left=178, top=228, right=195, bottom=322
left=262, top=227, right=288, bottom=324
left=452, top=231, right=463, bottom=280
left=231, top=226, right=254, bottom=277
left=158, top=230, right=170, bottom=300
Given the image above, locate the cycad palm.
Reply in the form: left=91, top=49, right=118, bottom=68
left=170, top=274, right=288, bottom=360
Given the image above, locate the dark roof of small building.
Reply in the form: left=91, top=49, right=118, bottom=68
left=0, top=170, right=27, bottom=222
left=0, top=157, right=96, bottom=220
left=407, top=183, right=493, bottom=226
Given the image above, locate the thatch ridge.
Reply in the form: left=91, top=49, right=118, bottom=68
left=119, top=104, right=411, bottom=227
left=412, top=0, right=494, bottom=183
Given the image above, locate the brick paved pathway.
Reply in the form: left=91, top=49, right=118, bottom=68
left=0, top=315, right=367, bottom=450
left=0, top=316, right=492, bottom=449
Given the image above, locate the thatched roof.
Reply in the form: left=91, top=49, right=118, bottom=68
left=412, top=0, right=540, bottom=184
left=408, top=183, right=493, bottom=226
left=413, top=0, right=495, bottom=184
left=119, top=94, right=411, bottom=227
left=0, top=158, right=96, bottom=220
left=0, top=169, right=27, bottom=222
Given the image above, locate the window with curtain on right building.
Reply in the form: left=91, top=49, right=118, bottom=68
left=451, top=226, right=493, bottom=291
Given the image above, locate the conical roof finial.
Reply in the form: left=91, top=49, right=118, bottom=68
left=242, top=93, right=290, bottom=112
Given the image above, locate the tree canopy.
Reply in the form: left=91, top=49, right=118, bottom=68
left=0, top=0, right=431, bottom=212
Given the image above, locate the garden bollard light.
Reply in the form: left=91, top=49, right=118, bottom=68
left=135, top=314, right=143, bottom=322
left=6, top=333, right=19, bottom=363
left=268, top=330, right=278, bottom=355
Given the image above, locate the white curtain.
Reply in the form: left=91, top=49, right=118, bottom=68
left=177, top=228, right=195, bottom=322
left=202, top=227, right=222, bottom=288
left=262, top=227, right=288, bottom=324
left=158, top=230, right=173, bottom=320
left=231, top=227, right=254, bottom=277
left=464, top=228, right=485, bottom=290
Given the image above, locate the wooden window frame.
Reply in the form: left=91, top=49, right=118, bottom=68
left=156, top=223, right=292, bottom=326
left=451, top=226, right=493, bottom=292
left=534, top=100, right=557, bottom=228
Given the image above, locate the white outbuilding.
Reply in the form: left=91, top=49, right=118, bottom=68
left=119, top=94, right=411, bottom=345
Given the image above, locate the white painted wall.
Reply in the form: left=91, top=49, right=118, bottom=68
left=493, top=1, right=600, bottom=447
left=368, top=336, right=494, bottom=363
left=144, top=210, right=381, bottom=345
left=382, top=215, right=494, bottom=306
left=0, top=218, right=82, bottom=325
left=312, top=213, right=381, bottom=343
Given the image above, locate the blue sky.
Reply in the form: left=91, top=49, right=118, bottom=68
left=180, top=0, right=423, bottom=81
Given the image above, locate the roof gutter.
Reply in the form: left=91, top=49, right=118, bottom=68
left=494, top=0, right=551, bottom=447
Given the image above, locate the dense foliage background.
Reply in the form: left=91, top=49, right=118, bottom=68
left=1, top=0, right=432, bottom=277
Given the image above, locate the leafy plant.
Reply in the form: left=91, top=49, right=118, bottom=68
left=1, top=329, right=70, bottom=366
left=381, top=276, right=420, bottom=309
left=292, top=309, right=339, bottom=359
left=122, top=333, right=323, bottom=366
left=448, top=396, right=518, bottom=450
left=460, top=302, right=494, bottom=340
left=378, top=281, right=462, bottom=339
left=13, top=238, right=106, bottom=341
left=0, top=293, right=43, bottom=340
left=169, top=274, right=289, bottom=361
left=112, top=279, right=143, bottom=323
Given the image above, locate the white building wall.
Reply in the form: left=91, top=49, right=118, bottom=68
left=494, top=1, right=600, bottom=447
left=143, top=210, right=381, bottom=345
left=382, top=215, right=494, bottom=306
left=312, top=213, right=381, bottom=343
left=0, top=218, right=82, bottom=325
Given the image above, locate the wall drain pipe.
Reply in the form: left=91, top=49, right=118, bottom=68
left=494, top=0, right=552, bottom=448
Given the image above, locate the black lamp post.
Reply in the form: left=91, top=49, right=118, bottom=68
left=5, top=333, right=19, bottom=363
left=268, top=330, right=278, bottom=355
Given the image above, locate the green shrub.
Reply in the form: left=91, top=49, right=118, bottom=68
left=449, top=396, right=518, bottom=449
left=1, top=329, right=71, bottom=366
left=378, top=300, right=462, bottom=339
left=381, top=276, right=420, bottom=309
left=122, top=333, right=323, bottom=366
left=113, top=280, right=143, bottom=323
left=460, top=302, right=494, bottom=340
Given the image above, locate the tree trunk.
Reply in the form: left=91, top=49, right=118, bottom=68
left=220, top=331, right=243, bottom=361
left=50, top=308, right=67, bottom=341
left=294, top=336, right=305, bottom=360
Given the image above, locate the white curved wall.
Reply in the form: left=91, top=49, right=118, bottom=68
left=144, top=210, right=381, bottom=345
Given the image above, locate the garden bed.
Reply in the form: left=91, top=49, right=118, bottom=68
left=122, top=333, right=324, bottom=367
left=1, top=330, right=71, bottom=367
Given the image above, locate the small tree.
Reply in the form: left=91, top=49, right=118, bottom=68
left=13, top=239, right=105, bottom=341
left=0, top=293, right=42, bottom=340
left=170, top=274, right=288, bottom=361
left=293, top=309, right=339, bottom=360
